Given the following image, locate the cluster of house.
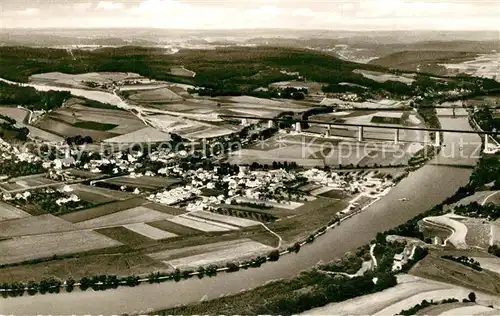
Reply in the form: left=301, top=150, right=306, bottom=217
left=0, top=139, right=42, bottom=165
left=229, top=168, right=297, bottom=200
left=391, top=244, right=417, bottom=272
left=148, top=186, right=202, bottom=206
left=79, top=151, right=144, bottom=174
left=186, top=195, right=228, bottom=212
left=3, top=190, right=31, bottom=201
left=55, top=194, right=80, bottom=206
left=186, top=166, right=304, bottom=209
left=300, top=168, right=393, bottom=195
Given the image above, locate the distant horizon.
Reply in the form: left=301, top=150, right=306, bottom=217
left=2, top=27, right=499, bottom=33
left=1, top=1, right=498, bottom=31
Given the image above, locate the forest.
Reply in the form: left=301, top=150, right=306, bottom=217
left=2, top=46, right=498, bottom=99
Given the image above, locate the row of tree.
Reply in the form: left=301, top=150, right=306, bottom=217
left=0, top=248, right=283, bottom=298
left=0, top=160, right=45, bottom=178
left=210, top=207, right=276, bottom=223
left=65, top=135, right=93, bottom=146
left=454, top=202, right=500, bottom=221
left=441, top=255, right=482, bottom=271
left=399, top=298, right=461, bottom=315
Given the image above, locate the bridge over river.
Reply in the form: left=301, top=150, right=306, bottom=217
left=220, top=114, right=500, bottom=150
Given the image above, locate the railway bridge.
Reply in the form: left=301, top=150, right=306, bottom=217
left=220, top=115, right=500, bottom=149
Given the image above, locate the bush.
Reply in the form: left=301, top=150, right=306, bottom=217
left=226, top=262, right=240, bottom=272
left=468, top=292, right=476, bottom=303
left=268, top=250, right=280, bottom=262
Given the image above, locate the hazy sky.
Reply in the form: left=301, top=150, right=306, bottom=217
left=1, top=0, right=499, bottom=30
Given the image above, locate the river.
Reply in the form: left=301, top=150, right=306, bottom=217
left=0, top=80, right=482, bottom=315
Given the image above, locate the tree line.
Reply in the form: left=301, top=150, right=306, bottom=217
left=0, top=82, right=71, bottom=111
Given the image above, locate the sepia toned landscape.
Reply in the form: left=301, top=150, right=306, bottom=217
left=0, top=1, right=499, bottom=315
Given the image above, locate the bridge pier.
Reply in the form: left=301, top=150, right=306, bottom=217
left=358, top=126, right=364, bottom=142
left=267, top=120, right=274, bottom=129
left=394, top=129, right=400, bottom=144
left=241, top=118, right=248, bottom=126
left=485, top=134, right=489, bottom=150
left=325, top=129, right=330, bottom=137
left=434, top=131, right=441, bottom=146
left=295, top=122, right=302, bottom=133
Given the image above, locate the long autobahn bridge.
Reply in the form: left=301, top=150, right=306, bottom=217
left=219, top=114, right=500, bottom=146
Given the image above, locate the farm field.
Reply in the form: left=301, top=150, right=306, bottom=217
left=147, top=238, right=273, bottom=268
left=74, top=206, right=175, bottom=229
left=486, top=192, right=500, bottom=205
left=473, top=256, right=500, bottom=274
left=0, top=174, right=59, bottom=192
left=368, top=51, right=480, bottom=75
left=0, top=201, right=30, bottom=221
left=302, top=274, right=500, bottom=315
left=34, top=98, right=145, bottom=141
left=35, top=116, right=113, bottom=140
left=29, top=72, right=144, bottom=88
left=340, top=110, right=410, bottom=126
left=0, top=106, right=29, bottom=122
left=127, top=87, right=183, bottom=103
left=143, top=202, right=188, bottom=216
left=72, top=121, right=117, bottom=131
left=165, top=240, right=273, bottom=269
left=60, top=197, right=146, bottom=223
left=103, top=126, right=171, bottom=144
left=440, top=52, right=500, bottom=80
left=169, top=215, right=239, bottom=232
left=320, top=97, right=406, bottom=109
left=65, top=168, right=106, bottom=180
left=0, top=250, right=167, bottom=283
left=168, top=66, right=196, bottom=77
left=0, top=214, right=74, bottom=238
left=123, top=223, right=177, bottom=240
left=24, top=124, right=64, bottom=142
left=147, top=219, right=202, bottom=236
left=268, top=196, right=349, bottom=244
left=410, top=251, right=500, bottom=296
left=224, top=106, right=290, bottom=118
left=189, top=210, right=260, bottom=228
left=353, top=69, right=415, bottom=84
left=317, top=188, right=350, bottom=199
left=96, top=226, right=156, bottom=246
left=228, top=151, right=324, bottom=168
left=424, top=304, right=499, bottom=315
left=235, top=196, right=303, bottom=210
left=145, top=114, right=236, bottom=140
left=119, top=84, right=167, bottom=91
left=225, top=96, right=312, bottom=112
left=101, top=175, right=181, bottom=190
left=0, top=230, right=122, bottom=265
left=462, top=218, right=490, bottom=249
left=354, top=148, right=412, bottom=167
left=69, top=184, right=132, bottom=203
